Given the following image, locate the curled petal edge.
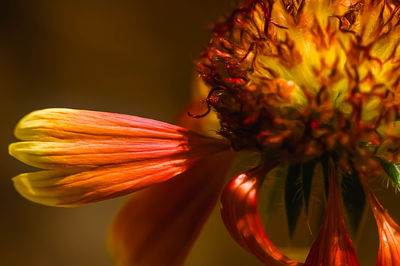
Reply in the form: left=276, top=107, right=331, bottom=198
left=365, top=187, right=400, bottom=266
left=220, top=163, right=303, bottom=266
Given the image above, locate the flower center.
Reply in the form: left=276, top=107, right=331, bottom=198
left=198, top=0, right=400, bottom=162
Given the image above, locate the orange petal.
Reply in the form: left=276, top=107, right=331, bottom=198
left=220, top=163, right=302, bottom=266
left=367, top=189, right=400, bottom=266
left=14, top=108, right=188, bottom=141
left=9, top=136, right=224, bottom=169
left=304, top=159, right=359, bottom=266
left=14, top=156, right=196, bottom=207
left=10, top=108, right=227, bottom=169
left=108, top=151, right=234, bottom=266
left=10, top=108, right=229, bottom=206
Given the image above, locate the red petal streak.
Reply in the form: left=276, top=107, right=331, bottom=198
left=305, top=159, right=360, bottom=266
left=221, top=163, right=302, bottom=266
left=109, top=151, right=234, bottom=266
left=366, top=189, right=400, bottom=266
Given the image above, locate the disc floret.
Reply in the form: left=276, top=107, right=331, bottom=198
left=199, top=0, right=400, bottom=165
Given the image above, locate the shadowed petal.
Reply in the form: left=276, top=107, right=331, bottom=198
left=220, top=163, right=302, bottom=266
left=304, top=159, right=359, bottom=266
left=108, top=151, right=234, bottom=266
left=366, top=188, right=400, bottom=266
left=10, top=108, right=229, bottom=207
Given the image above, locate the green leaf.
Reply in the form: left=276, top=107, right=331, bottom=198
left=302, top=159, right=318, bottom=213
left=341, top=168, right=366, bottom=233
left=376, top=158, right=400, bottom=187
left=321, top=155, right=330, bottom=198
left=260, top=163, right=286, bottom=222
left=285, top=163, right=303, bottom=238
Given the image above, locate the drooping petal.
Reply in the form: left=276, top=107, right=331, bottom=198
left=220, top=163, right=302, bottom=266
left=304, top=158, right=359, bottom=266
left=108, top=151, right=234, bottom=266
left=10, top=108, right=229, bottom=207
left=366, top=188, right=400, bottom=266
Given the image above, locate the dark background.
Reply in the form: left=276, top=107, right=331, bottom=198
left=0, top=1, right=263, bottom=265
left=0, top=0, right=394, bottom=265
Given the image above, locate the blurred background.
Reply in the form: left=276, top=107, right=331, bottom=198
left=0, top=1, right=262, bottom=265
left=0, top=0, right=397, bottom=265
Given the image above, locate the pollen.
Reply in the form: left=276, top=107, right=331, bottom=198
left=198, top=0, right=400, bottom=164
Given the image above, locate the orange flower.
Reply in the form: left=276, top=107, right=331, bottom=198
left=9, top=0, right=400, bottom=265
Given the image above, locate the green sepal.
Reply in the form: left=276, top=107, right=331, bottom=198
left=341, top=168, right=366, bottom=233
left=261, top=163, right=287, bottom=222
left=376, top=157, right=400, bottom=187
left=321, top=155, right=330, bottom=198
left=302, top=159, right=318, bottom=213
left=285, top=163, right=303, bottom=238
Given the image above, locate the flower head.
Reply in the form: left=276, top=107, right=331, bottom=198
left=199, top=0, right=400, bottom=163
left=8, top=0, right=400, bottom=265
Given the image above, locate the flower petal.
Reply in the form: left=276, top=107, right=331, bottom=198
left=10, top=108, right=227, bottom=169
left=220, top=163, right=302, bottom=266
left=14, top=108, right=187, bottom=141
left=367, top=189, right=400, bottom=266
left=9, top=137, right=223, bottom=169
left=13, top=156, right=194, bottom=207
left=10, top=108, right=229, bottom=206
left=304, top=159, right=359, bottom=266
left=108, top=151, right=234, bottom=266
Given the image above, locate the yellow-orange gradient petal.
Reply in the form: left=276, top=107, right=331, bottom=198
left=13, top=108, right=190, bottom=141
left=366, top=188, right=400, bottom=266
left=10, top=108, right=229, bottom=207
left=9, top=137, right=222, bottom=169
left=304, top=159, right=359, bottom=266
left=220, top=163, right=302, bottom=266
left=108, top=151, right=234, bottom=266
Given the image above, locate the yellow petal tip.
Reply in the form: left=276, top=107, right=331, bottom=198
left=12, top=172, right=76, bottom=208
left=14, top=108, right=78, bottom=141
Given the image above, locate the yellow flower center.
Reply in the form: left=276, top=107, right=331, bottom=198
left=198, top=0, right=400, bottom=163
